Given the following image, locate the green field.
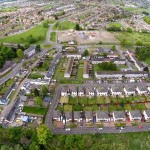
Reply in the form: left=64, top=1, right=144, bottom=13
left=50, top=32, right=56, bottom=42
left=0, top=24, right=48, bottom=44
left=116, top=32, right=150, bottom=45
left=106, top=22, right=123, bottom=28
left=57, top=21, right=76, bottom=30
left=0, top=6, right=18, bottom=12
left=23, top=106, right=46, bottom=115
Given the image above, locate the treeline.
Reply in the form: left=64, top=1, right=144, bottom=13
left=20, top=35, right=43, bottom=44
left=135, top=46, right=150, bottom=61
left=0, top=43, right=17, bottom=68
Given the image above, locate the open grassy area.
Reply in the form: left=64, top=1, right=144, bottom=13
left=116, top=32, right=150, bottom=45
left=57, top=21, right=76, bottom=30
left=50, top=32, right=56, bottom=42
left=41, top=44, right=52, bottom=48
left=22, top=106, right=46, bottom=115
left=106, top=22, right=123, bottom=29
left=0, top=6, right=18, bottom=12
left=0, top=24, right=48, bottom=44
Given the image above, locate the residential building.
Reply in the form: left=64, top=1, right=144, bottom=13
left=53, top=110, right=62, bottom=121
left=85, top=111, right=93, bottom=122
left=61, top=87, right=68, bottom=97
left=96, top=86, right=108, bottom=96
left=85, top=87, right=94, bottom=97
left=70, top=86, right=77, bottom=97
left=74, top=111, right=82, bottom=122
left=143, top=109, right=150, bottom=120
left=83, top=61, right=90, bottom=79
left=136, top=86, right=148, bottom=95
left=96, top=111, right=110, bottom=122
left=113, top=58, right=126, bottom=65
left=124, top=86, right=135, bottom=95
left=129, top=110, right=142, bottom=121
left=111, top=86, right=122, bottom=96
left=24, top=46, right=36, bottom=58
left=64, top=57, right=74, bottom=78
left=78, top=87, right=84, bottom=96
left=95, top=71, right=148, bottom=79
left=65, top=112, right=72, bottom=122
left=112, top=111, right=126, bottom=121
left=66, top=54, right=81, bottom=59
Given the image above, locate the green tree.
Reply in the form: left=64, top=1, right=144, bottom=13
left=0, top=56, right=4, bottom=68
left=41, top=85, right=49, bottom=97
left=24, top=43, right=30, bottom=49
left=82, top=50, right=89, bottom=56
left=43, top=22, right=48, bottom=28
left=111, top=45, right=116, bottom=51
left=36, top=44, right=41, bottom=52
left=65, top=135, right=74, bottom=149
left=36, top=124, right=53, bottom=145
left=35, top=96, right=42, bottom=107
left=17, top=49, right=24, bottom=59
left=42, top=61, right=49, bottom=70
left=75, top=23, right=81, bottom=30
left=34, top=88, right=39, bottom=96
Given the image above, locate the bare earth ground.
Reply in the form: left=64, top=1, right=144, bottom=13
left=57, top=30, right=119, bottom=44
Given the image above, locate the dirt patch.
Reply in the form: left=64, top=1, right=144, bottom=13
left=57, top=30, right=119, bottom=44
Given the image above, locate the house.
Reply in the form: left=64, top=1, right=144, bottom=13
left=83, top=61, right=89, bottom=78
left=61, top=87, right=68, bottom=96
left=85, top=111, right=93, bottom=122
left=95, top=71, right=148, bottom=79
left=85, top=87, right=94, bottom=97
left=111, top=86, right=122, bottom=96
left=74, top=111, right=82, bottom=122
left=107, top=54, right=118, bottom=59
left=24, top=46, right=36, bottom=58
left=78, top=87, right=84, bottom=96
left=96, top=86, right=108, bottom=96
left=136, top=86, right=148, bottom=95
left=128, top=110, right=142, bottom=121
left=113, top=58, right=126, bottom=65
left=96, top=111, right=110, bottom=122
left=124, top=86, right=135, bottom=96
left=64, top=57, right=74, bottom=78
left=70, top=86, right=77, bottom=97
left=65, top=112, right=72, bottom=122
left=112, top=111, right=126, bottom=121
left=91, top=56, right=111, bottom=64
left=143, top=109, right=150, bottom=120
left=53, top=110, right=62, bottom=121
left=66, top=54, right=81, bottom=59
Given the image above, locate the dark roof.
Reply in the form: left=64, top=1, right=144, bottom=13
left=130, top=110, right=142, bottom=118
left=97, top=86, right=108, bottom=92
left=78, top=87, right=84, bottom=93
left=85, top=87, right=94, bottom=94
left=96, top=111, right=109, bottom=118
left=111, top=86, right=123, bottom=92
left=74, top=111, right=81, bottom=119
left=61, top=87, right=68, bottom=93
left=24, top=46, right=35, bottom=54
left=137, top=86, right=147, bottom=91
left=85, top=111, right=93, bottom=119
left=83, top=61, right=89, bottom=75
left=65, top=57, right=74, bottom=74
left=124, top=86, right=135, bottom=92
left=53, top=110, right=61, bottom=118
left=113, top=111, right=126, bottom=119
left=65, top=112, right=72, bottom=120
left=145, top=109, right=150, bottom=117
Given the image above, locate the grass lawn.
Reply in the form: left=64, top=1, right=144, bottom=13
left=124, top=104, right=132, bottom=111
left=145, top=58, right=150, bottom=66
left=8, top=90, right=16, bottom=101
left=109, top=104, right=124, bottom=111
left=73, top=105, right=83, bottom=111
left=59, top=96, right=69, bottom=104
left=42, top=44, right=52, bottom=48
left=77, top=67, right=83, bottom=80
left=57, top=21, right=76, bottom=30
left=50, top=32, right=56, bottom=42
left=69, top=97, right=78, bottom=105
left=78, top=97, right=88, bottom=105
left=96, top=97, right=105, bottom=104
left=22, top=106, right=46, bottom=115
left=106, top=22, right=123, bottom=29
left=116, top=32, right=150, bottom=45
left=130, top=103, right=139, bottom=110
left=138, top=103, right=146, bottom=111
left=0, top=24, right=48, bottom=44
left=64, top=105, right=72, bottom=111
left=52, top=22, right=60, bottom=30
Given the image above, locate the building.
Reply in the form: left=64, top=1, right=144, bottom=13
left=66, top=54, right=81, bottom=59
left=91, top=56, right=110, bottom=64
left=113, top=58, right=126, bottom=65
left=128, top=110, right=142, bottom=121
left=96, top=86, right=108, bottom=96
left=24, top=46, right=36, bottom=58
left=111, top=86, right=122, bottom=96
left=61, top=87, right=68, bottom=96
left=65, top=112, right=72, bottom=122
left=95, top=71, right=148, bottom=79
left=85, top=87, right=94, bottom=97
left=64, top=57, right=74, bottom=78
left=70, top=86, right=77, bottom=97
left=74, top=111, right=82, bottom=122
left=96, top=111, right=110, bottom=122
left=124, top=86, right=135, bottom=95
left=78, top=87, right=84, bottom=96
left=83, top=61, right=90, bottom=78
left=112, top=111, right=126, bottom=121
left=53, top=110, right=62, bottom=121
left=136, top=86, right=148, bottom=95
left=143, top=109, right=150, bottom=120
left=85, top=111, right=93, bottom=122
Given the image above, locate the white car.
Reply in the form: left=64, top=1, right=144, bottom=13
left=66, top=128, right=71, bottom=131
left=98, top=128, right=103, bottom=130
left=120, top=127, right=125, bottom=130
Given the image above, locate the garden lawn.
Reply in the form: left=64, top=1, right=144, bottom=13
left=22, top=106, right=46, bottom=115
left=0, top=24, right=48, bottom=44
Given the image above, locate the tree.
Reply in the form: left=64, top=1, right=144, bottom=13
left=127, top=27, right=132, bottom=33
left=42, top=61, right=49, bottom=70
left=82, top=50, right=89, bottom=57
left=111, top=45, right=116, bottom=51
left=24, top=43, right=30, bottom=49
left=65, top=135, right=74, bottom=149
left=41, top=85, right=49, bottom=97
left=34, top=88, right=39, bottom=96
left=75, top=23, right=81, bottom=30
left=27, top=35, right=36, bottom=44
left=35, top=96, right=42, bottom=107
left=36, top=124, right=53, bottom=145
left=0, top=56, right=4, bottom=69
left=17, top=49, right=24, bottom=59
left=36, top=44, right=41, bottom=52
left=43, top=22, right=48, bottom=28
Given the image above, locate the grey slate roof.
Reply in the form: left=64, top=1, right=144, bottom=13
left=96, top=111, right=109, bottom=118
left=74, top=111, right=81, bottom=119
left=78, top=87, right=84, bottom=93
left=85, top=111, right=93, bottom=119
left=53, top=110, right=61, bottom=118
left=130, top=110, right=142, bottom=118
left=124, top=86, right=135, bottom=92
left=137, top=86, right=148, bottom=91
left=65, top=112, right=72, bottom=120
left=61, top=87, right=68, bottom=93
left=111, top=86, right=123, bottom=92
left=145, top=109, right=150, bottom=117
left=97, top=86, right=108, bottom=92
left=113, top=111, right=126, bottom=119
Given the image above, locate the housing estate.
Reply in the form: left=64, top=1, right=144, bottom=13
left=24, top=46, right=36, bottom=58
